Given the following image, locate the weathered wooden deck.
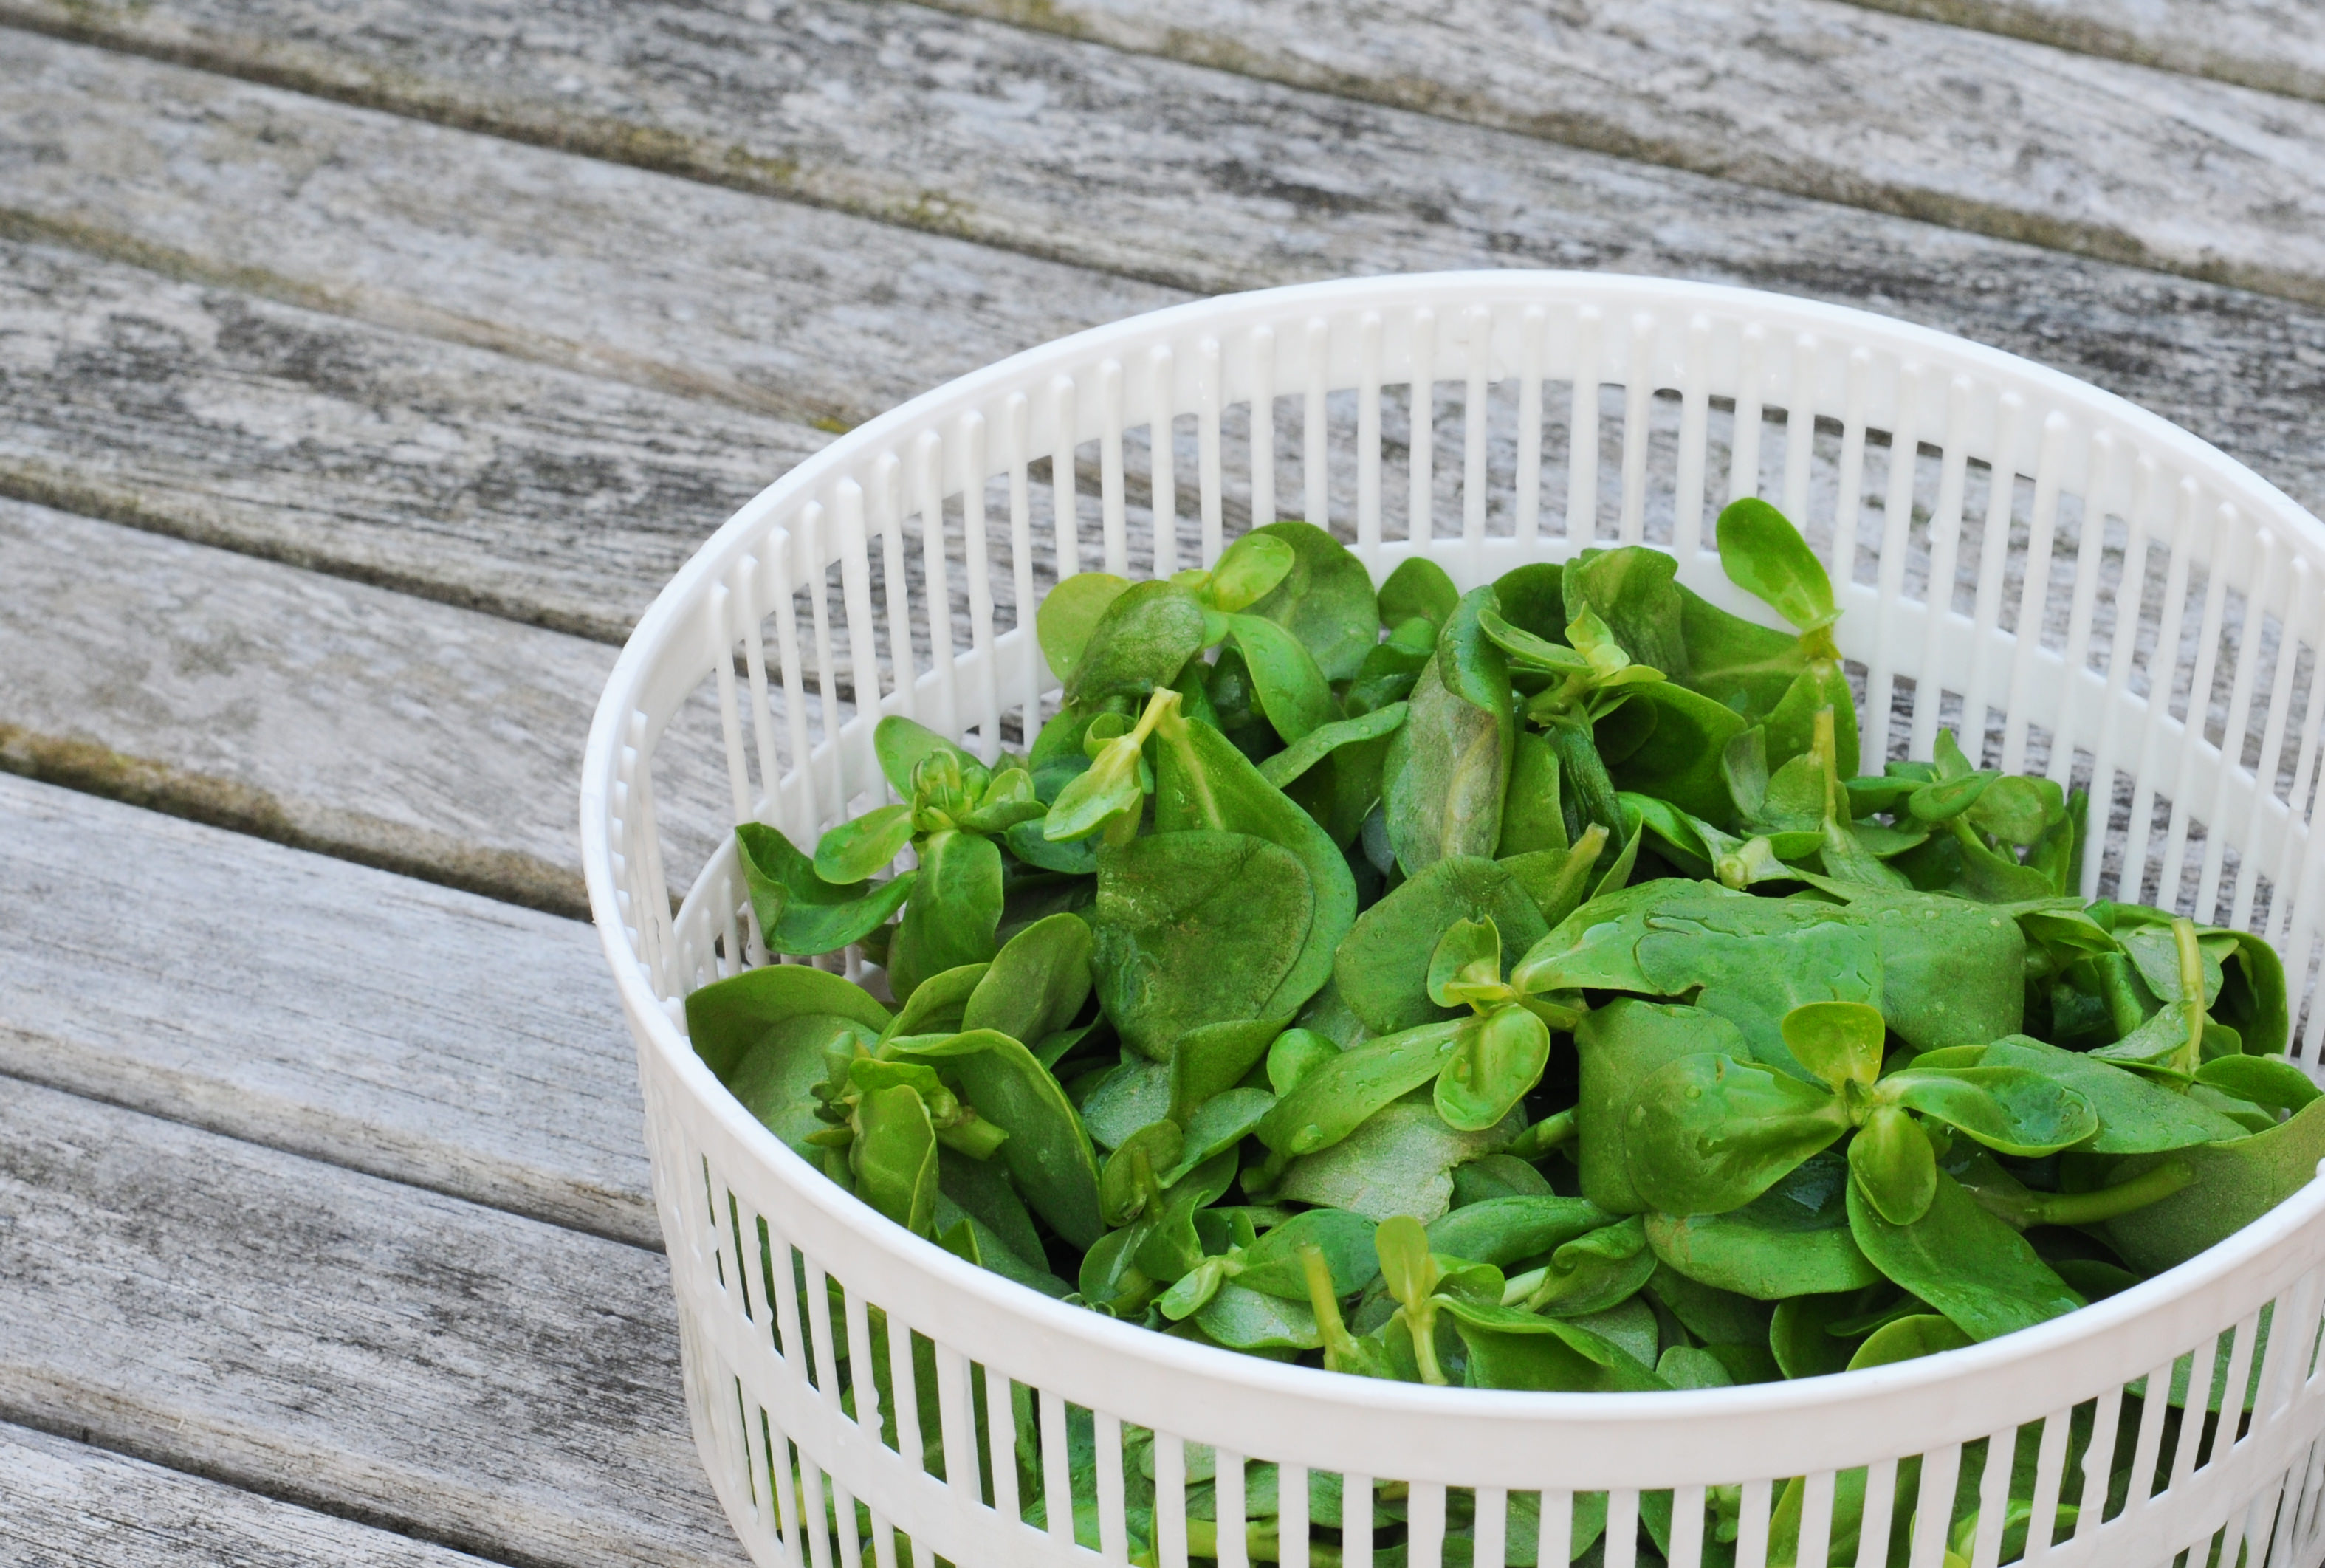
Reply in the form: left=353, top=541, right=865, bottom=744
left=3, top=1, right=2324, bottom=1561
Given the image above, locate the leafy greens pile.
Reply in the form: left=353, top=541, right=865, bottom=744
left=686, top=503, right=2324, bottom=1564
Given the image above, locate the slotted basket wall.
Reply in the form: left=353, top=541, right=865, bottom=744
left=581, top=273, right=2325, bottom=1568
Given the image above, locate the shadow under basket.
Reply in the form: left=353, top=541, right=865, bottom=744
left=583, top=272, right=2325, bottom=1568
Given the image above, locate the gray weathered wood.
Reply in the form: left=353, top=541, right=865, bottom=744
left=1839, top=0, right=2325, bottom=106
left=0, top=28, right=1180, bottom=433
left=0, top=1079, right=745, bottom=1568
left=0, top=496, right=731, bottom=917
left=0, top=1423, right=496, bottom=1568
left=0, top=771, right=657, bottom=1246
left=0, top=233, right=820, bottom=645
left=9, top=11, right=2324, bottom=523
left=924, top=0, right=2325, bottom=308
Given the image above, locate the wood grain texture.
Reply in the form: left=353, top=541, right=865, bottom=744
left=0, top=1423, right=495, bottom=1568
left=0, top=29, right=1179, bottom=433
left=0, top=233, right=819, bottom=645
left=0, top=1079, right=746, bottom=1568
left=0, top=496, right=729, bottom=917
left=1839, top=0, right=2325, bottom=106
left=0, top=771, right=657, bottom=1246
left=6, top=10, right=2322, bottom=523
left=925, top=0, right=2325, bottom=309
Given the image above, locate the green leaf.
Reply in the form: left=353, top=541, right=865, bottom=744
left=1238, top=521, right=1381, bottom=681
left=2101, top=1096, right=2325, bottom=1273
left=852, top=1083, right=941, bottom=1237
left=1562, top=546, right=1688, bottom=678
left=1847, top=1104, right=1938, bottom=1225
left=1066, top=580, right=1206, bottom=701
left=1203, top=532, right=1297, bottom=613
left=1257, top=704, right=1408, bottom=791
left=939, top=1144, right=1046, bottom=1266
left=1644, top=1152, right=1881, bottom=1299
left=1266, top=1028, right=1341, bottom=1097
left=887, top=1028, right=1106, bottom=1248
left=1334, top=856, right=1548, bottom=1035
left=1194, top=1282, right=1322, bottom=1349
left=1099, top=1121, right=1184, bottom=1226
left=1603, top=681, right=1752, bottom=825
left=1091, top=829, right=1312, bottom=1060
left=1965, top=774, right=2064, bottom=847
left=813, top=803, right=916, bottom=884
left=1225, top=613, right=1339, bottom=743
left=2197, top=1054, right=2322, bottom=1115
left=1494, top=729, right=1567, bottom=859
left=1846, top=1313, right=1972, bottom=1370
left=1882, top=1067, right=2099, bottom=1157
left=1623, top=1052, right=1850, bottom=1216
left=1845, top=1170, right=2084, bottom=1341
left=1714, top=498, right=1836, bottom=633
left=1980, top=1036, right=2250, bottom=1153
left=1677, top=585, right=1807, bottom=721
left=1509, top=1216, right=1658, bottom=1318
left=886, top=828, right=1004, bottom=1002
left=1782, top=1000, right=1886, bottom=1093
left=684, top=963, right=891, bottom=1083
left=1159, top=1087, right=1277, bottom=1186
left=1378, top=556, right=1460, bottom=631
left=963, top=912, right=1093, bottom=1048
left=1150, top=712, right=1359, bottom=1028
left=1426, top=1195, right=1611, bottom=1269
left=1438, top=1299, right=1669, bottom=1392
left=1168, top=1017, right=1282, bottom=1124
left=1573, top=997, right=1752, bottom=1215
left=1435, top=1004, right=1551, bottom=1133
left=1382, top=588, right=1514, bottom=875
left=1077, top=1058, right=1172, bottom=1150
left=1237, top=1208, right=1383, bottom=1299
left=736, top=822, right=918, bottom=957
left=873, top=715, right=990, bottom=802
left=1256, top=1019, right=1465, bottom=1156
left=687, top=965, right=890, bottom=1157
left=1769, top=1288, right=1883, bottom=1379
left=1274, top=1098, right=1519, bottom=1223
left=1426, top=916, right=1502, bottom=1008
left=1037, top=573, right=1133, bottom=686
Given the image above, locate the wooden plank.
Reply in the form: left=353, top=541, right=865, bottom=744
left=0, top=233, right=819, bottom=645
left=7, top=17, right=2324, bottom=523
left=0, top=27, right=1181, bottom=433
left=0, top=771, right=658, bottom=1247
left=920, top=0, right=2325, bottom=309
left=0, top=1422, right=494, bottom=1568
left=0, top=1079, right=746, bottom=1568
left=0, top=495, right=733, bottom=918
left=1839, top=0, right=2325, bottom=106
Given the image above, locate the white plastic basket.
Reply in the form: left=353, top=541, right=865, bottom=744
left=581, top=273, right=2325, bottom=1568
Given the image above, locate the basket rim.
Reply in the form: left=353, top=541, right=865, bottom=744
left=581, top=269, right=2325, bottom=1426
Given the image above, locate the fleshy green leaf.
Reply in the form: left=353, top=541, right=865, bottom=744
left=1714, top=498, right=1836, bottom=634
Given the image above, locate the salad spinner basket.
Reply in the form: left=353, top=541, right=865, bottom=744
left=581, top=274, right=2325, bottom=1568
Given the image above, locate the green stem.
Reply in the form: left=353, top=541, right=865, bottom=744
left=1403, top=1299, right=1448, bottom=1386
left=1300, top=1243, right=1361, bottom=1373
left=1505, top=1109, right=1577, bottom=1160
left=2170, top=918, right=2207, bottom=1078
left=2032, top=1159, right=2196, bottom=1228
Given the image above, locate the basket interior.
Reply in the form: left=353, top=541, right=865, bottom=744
left=587, top=275, right=2325, bottom=1568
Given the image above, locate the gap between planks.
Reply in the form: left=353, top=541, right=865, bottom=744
left=4, top=16, right=2321, bottom=537
left=0, top=1421, right=503, bottom=1568
left=0, top=768, right=661, bottom=1248
left=1836, top=0, right=2325, bottom=106
left=0, top=1076, right=748, bottom=1568
left=0, top=495, right=735, bottom=919
left=8, top=0, right=2325, bottom=317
